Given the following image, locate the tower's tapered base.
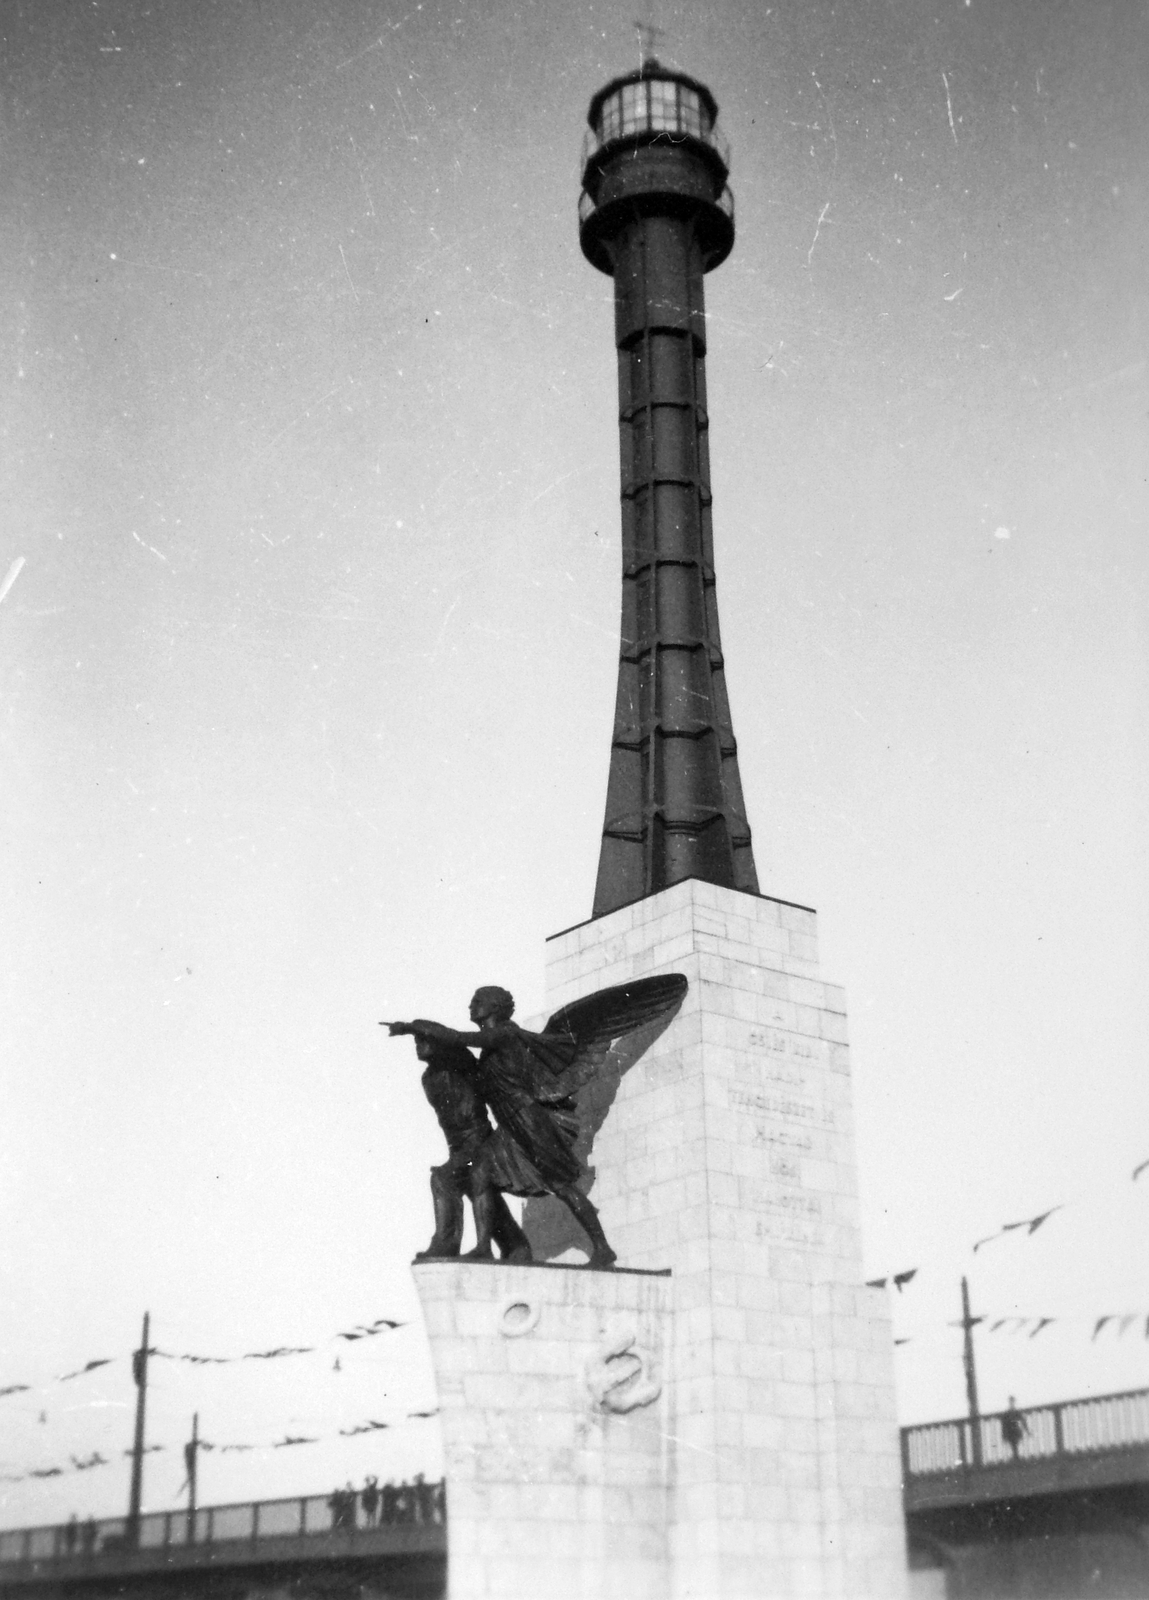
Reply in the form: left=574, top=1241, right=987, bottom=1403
left=414, top=880, right=908, bottom=1599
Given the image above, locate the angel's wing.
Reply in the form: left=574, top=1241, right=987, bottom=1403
left=532, top=973, right=688, bottom=1100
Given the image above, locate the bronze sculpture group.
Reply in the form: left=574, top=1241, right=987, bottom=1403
left=382, top=974, right=686, bottom=1271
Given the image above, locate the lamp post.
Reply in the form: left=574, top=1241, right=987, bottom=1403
left=126, top=1311, right=150, bottom=1546
left=959, top=1276, right=983, bottom=1466
left=185, top=1412, right=200, bottom=1541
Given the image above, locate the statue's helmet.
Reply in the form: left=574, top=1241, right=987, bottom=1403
left=470, top=985, right=514, bottom=1021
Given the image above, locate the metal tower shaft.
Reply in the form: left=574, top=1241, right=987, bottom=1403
left=580, top=64, right=759, bottom=918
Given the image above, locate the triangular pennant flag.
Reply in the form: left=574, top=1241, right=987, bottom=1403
left=243, top=1346, right=313, bottom=1361
left=892, top=1269, right=918, bottom=1292
left=865, top=1278, right=888, bottom=1290
left=1026, top=1206, right=1062, bottom=1235
left=1092, top=1316, right=1114, bottom=1341
left=59, top=1359, right=113, bottom=1383
left=1029, top=1318, right=1055, bottom=1339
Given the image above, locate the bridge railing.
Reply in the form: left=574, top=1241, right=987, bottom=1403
left=902, top=1386, right=1149, bottom=1478
left=0, top=1482, right=446, bottom=1569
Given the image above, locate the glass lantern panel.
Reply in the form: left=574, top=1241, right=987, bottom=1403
left=679, top=87, right=703, bottom=138
left=649, top=79, right=676, bottom=130
left=599, top=91, right=622, bottom=143
left=620, top=81, right=640, bottom=135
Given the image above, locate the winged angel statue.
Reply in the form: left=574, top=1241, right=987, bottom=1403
left=383, top=974, right=687, bottom=1270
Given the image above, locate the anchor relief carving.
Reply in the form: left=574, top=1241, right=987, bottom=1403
left=585, top=1327, right=661, bottom=1413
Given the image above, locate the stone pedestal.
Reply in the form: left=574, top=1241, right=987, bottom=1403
left=414, top=879, right=907, bottom=1598
left=414, top=1260, right=674, bottom=1600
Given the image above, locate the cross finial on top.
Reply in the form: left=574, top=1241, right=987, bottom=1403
left=633, top=18, right=666, bottom=68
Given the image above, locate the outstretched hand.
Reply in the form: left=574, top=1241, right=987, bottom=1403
left=379, top=1021, right=414, bottom=1036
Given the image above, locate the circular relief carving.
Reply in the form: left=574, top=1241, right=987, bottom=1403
left=497, top=1296, right=541, bottom=1338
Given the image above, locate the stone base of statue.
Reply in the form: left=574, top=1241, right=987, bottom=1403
left=412, top=879, right=908, bottom=1599
left=413, top=1259, right=673, bottom=1599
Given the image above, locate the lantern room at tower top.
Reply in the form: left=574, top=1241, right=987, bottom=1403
left=578, top=58, right=735, bottom=276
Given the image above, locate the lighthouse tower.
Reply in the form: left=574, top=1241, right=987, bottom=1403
left=579, top=60, right=759, bottom=918
left=412, top=57, right=908, bottom=1600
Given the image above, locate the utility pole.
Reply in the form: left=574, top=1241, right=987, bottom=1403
left=184, top=1413, right=199, bottom=1541
left=959, top=1277, right=983, bottom=1467
left=127, top=1311, right=150, bottom=1546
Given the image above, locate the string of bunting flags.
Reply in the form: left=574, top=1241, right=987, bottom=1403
left=0, top=1408, right=440, bottom=1484
left=860, top=1168, right=1149, bottom=1347
left=0, top=1318, right=408, bottom=1405
left=863, top=1257, right=1149, bottom=1347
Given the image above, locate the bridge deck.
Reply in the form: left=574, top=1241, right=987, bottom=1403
left=902, top=1385, right=1149, bottom=1513
left=0, top=1488, right=446, bottom=1593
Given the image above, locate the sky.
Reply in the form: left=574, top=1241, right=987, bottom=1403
left=2, top=0, right=1147, bottom=1531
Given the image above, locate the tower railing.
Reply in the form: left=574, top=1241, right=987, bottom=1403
left=576, top=184, right=739, bottom=230
left=578, top=184, right=734, bottom=231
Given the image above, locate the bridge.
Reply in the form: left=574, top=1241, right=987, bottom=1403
left=902, top=1386, right=1149, bottom=1596
left=1, top=1388, right=1146, bottom=1598
left=0, top=1487, right=446, bottom=1600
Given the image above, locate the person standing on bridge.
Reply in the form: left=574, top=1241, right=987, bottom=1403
left=1000, top=1396, right=1028, bottom=1460
left=360, top=1475, right=379, bottom=1525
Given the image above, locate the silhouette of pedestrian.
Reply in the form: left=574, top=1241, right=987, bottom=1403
left=63, top=1516, right=78, bottom=1557
left=329, top=1485, right=356, bottom=1530
left=81, top=1519, right=97, bottom=1557
left=413, top=1472, right=435, bottom=1524
left=360, top=1476, right=379, bottom=1525
left=1000, top=1396, right=1028, bottom=1460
